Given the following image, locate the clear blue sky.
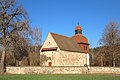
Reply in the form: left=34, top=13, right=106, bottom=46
left=19, top=0, right=120, bottom=48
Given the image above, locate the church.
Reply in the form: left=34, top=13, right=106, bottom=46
left=40, top=24, right=89, bottom=66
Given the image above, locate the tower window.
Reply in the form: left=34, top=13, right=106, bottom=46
left=84, top=46, right=87, bottom=51
left=84, top=46, right=85, bottom=50
left=86, top=46, right=87, bottom=50
left=75, top=30, right=82, bottom=34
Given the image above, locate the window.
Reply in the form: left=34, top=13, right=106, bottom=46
left=84, top=46, right=86, bottom=50
left=84, top=46, right=87, bottom=51
left=75, top=30, right=82, bottom=34
left=86, top=46, right=87, bottom=50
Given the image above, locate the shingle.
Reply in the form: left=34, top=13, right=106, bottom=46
left=50, top=32, right=82, bottom=52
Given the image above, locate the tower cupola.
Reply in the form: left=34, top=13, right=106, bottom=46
left=75, top=25, right=82, bottom=35
left=72, top=24, right=89, bottom=53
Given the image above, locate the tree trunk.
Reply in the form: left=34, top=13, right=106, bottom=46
left=101, top=55, right=103, bottom=66
left=113, top=50, right=116, bottom=67
left=16, top=60, right=19, bottom=66
left=113, top=58, right=116, bottom=67
left=0, top=46, right=6, bottom=74
left=35, top=46, right=37, bottom=54
left=0, top=31, right=7, bottom=74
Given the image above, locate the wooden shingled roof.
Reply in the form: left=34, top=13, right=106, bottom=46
left=50, top=32, right=82, bottom=52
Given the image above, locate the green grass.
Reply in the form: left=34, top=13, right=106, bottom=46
left=0, top=74, right=120, bottom=80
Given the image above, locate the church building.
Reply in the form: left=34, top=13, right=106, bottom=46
left=40, top=25, right=89, bottom=66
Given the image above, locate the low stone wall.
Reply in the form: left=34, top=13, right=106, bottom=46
left=89, top=67, right=120, bottom=74
left=6, top=66, right=120, bottom=74
left=6, top=66, right=88, bottom=74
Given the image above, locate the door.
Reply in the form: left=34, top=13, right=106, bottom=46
left=48, top=62, right=52, bottom=66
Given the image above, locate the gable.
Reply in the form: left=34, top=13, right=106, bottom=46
left=40, top=32, right=59, bottom=52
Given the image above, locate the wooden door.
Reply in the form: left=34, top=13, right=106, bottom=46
left=48, top=62, right=52, bottom=66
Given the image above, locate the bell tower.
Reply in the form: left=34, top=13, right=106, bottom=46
left=72, top=24, right=89, bottom=53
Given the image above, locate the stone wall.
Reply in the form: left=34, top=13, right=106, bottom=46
left=41, top=50, right=88, bottom=66
left=89, top=67, right=120, bottom=74
left=6, top=66, right=120, bottom=74
left=6, top=66, right=88, bottom=74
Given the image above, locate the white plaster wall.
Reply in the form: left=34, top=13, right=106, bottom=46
left=86, top=53, right=90, bottom=66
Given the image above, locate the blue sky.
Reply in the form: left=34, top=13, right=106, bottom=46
left=19, top=0, right=120, bottom=48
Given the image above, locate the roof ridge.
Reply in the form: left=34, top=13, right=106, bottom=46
left=50, top=32, right=72, bottom=39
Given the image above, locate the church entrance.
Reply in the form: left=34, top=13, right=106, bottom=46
left=48, top=62, right=52, bottom=66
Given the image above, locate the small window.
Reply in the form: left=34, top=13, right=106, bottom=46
left=84, top=46, right=86, bottom=50
left=86, top=46, right=87, bottom=50
left=84, top=46, right=87, bottom=51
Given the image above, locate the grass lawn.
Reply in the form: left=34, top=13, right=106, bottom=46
left=0, top=74, right=120, bottom=80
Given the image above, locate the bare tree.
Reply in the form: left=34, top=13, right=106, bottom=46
left=0, top=0, right=29, bottom=74
left=29, top=26, right=42, bottom=66
left=31, top=26, right=42, bottom=53
left=99, top=21, right=120, bottom=67
left=12, top=32, right=29, bottom=66
left=90, top=47, right=103, bottom=66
